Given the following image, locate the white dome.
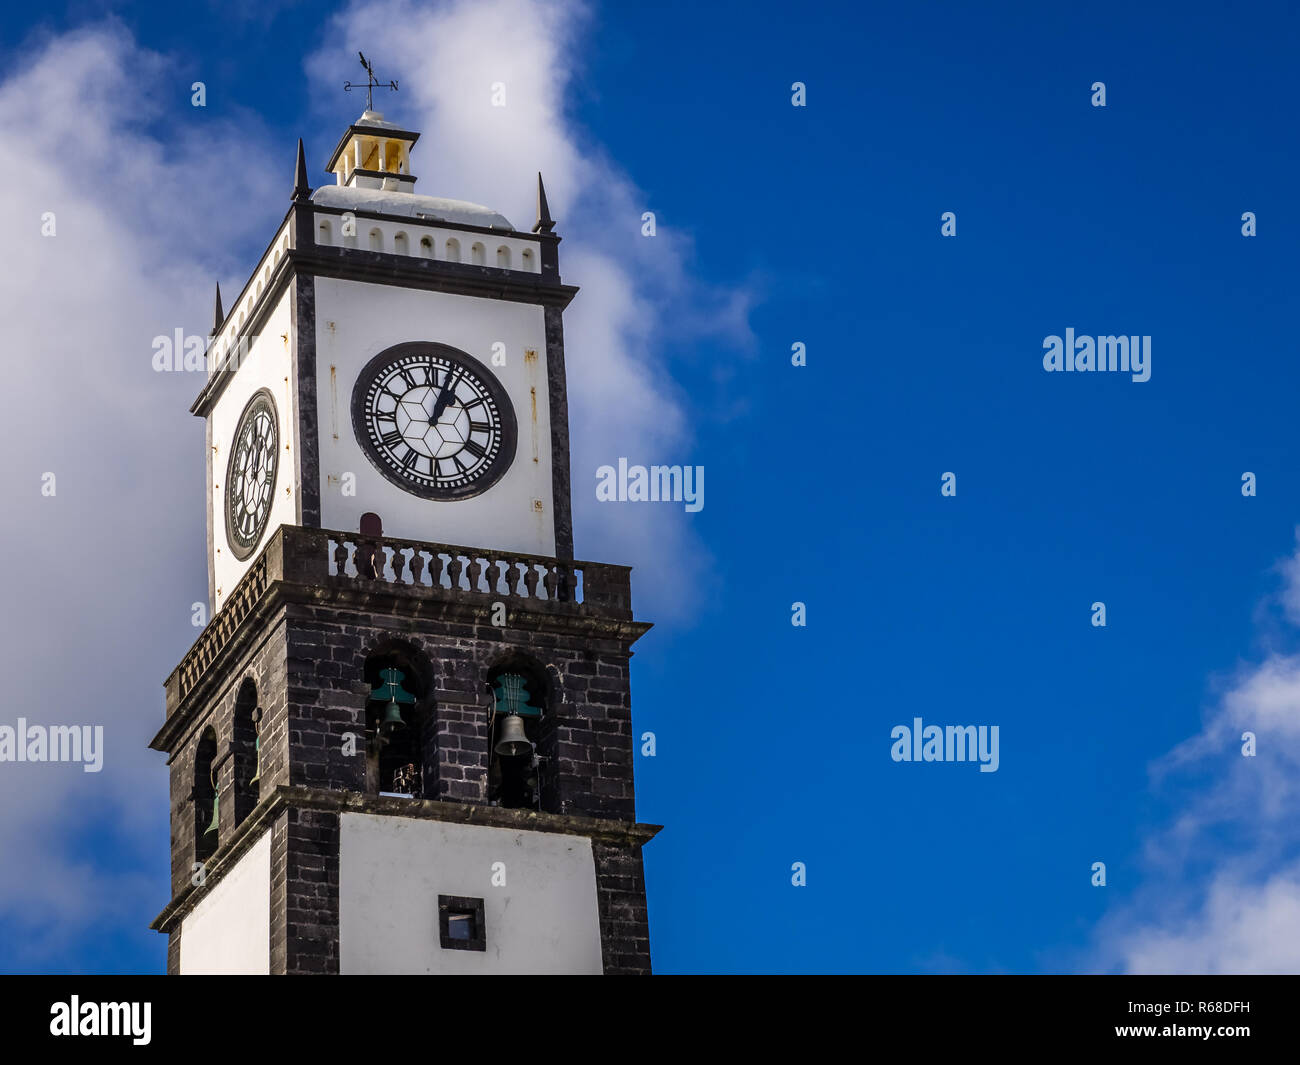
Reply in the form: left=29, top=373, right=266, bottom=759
left=312, top=184, right=515, bottom=231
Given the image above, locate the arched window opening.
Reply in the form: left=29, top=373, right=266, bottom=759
left=419, top=235, right=434, bottom=257
left=487, top=661, right=548, bottom=811
left=369, top=228, right=384, bottom=251
left=445, top=238, right=461, bottom=262
left=232, top=679, right=260, bottom=826
left=318, top=220, right=332, bottom=245
left=363, top=646, right=433, bottom=798
left=470, top=242, right=486, bottom=266
left=496, top=245, right=511, bottom=269
left=521, top=247, right=534, bottom=271
left=393, top=231, right=409, bottom=256
left=194, top=727, right=218, bottom=862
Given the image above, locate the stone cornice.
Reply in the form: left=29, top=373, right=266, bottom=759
left=191, top=242, right=577, bottom=418
left=150, top=784, right=661, bottom=934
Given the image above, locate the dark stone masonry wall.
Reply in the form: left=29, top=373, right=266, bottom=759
left=281, top=599, right=638, bottom=819
left=165, top=614, right=290, bottom=899
left=593, top=840, right=653, bottom=975
left=271, top=805, right=340, bottom=975
left=154, top=571, right=658, bottom=974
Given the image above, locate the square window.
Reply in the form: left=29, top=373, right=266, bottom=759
left=438, top=895, right=486, bottom=952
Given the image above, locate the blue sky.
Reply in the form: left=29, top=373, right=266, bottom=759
left=0, top=0, right=1298, bottom=974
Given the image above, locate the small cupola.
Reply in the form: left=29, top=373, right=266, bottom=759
left=325, top=110, right=420, bottom=192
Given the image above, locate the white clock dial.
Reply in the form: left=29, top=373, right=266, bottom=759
left=352, top=343, right=516, bottom=500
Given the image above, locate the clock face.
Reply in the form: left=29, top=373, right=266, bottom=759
left=225, top=390, right=279, bottom=560
left=351, top=342, right=517, bottom=500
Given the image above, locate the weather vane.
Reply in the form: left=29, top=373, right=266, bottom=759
left=345, top=52, right=398, bottom=111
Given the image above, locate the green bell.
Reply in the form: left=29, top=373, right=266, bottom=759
left=369, top=667, right=415, bottom=735
left=203, top=789, right=219, bottom=837
left=249, top=735, right=261, bottom=785
left=379, top=698, right=406, bottom=732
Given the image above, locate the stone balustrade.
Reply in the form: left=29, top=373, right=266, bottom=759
left=171, top=524, right=633, bottom=707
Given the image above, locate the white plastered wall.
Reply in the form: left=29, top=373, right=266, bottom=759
left=314, top=277, right=554, bottom=554
left=179, top=829, right=271, bottom=975
left=338, top=813, right=603, bottom=974
left=209, top=289, right=297, bottom=612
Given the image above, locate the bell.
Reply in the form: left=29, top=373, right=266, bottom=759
left=249, top=736, right=261, bottom=785
left=203, top=791, right=219, bottom=837
left=379, top=698, right=406, bottom=733
left=494, top=713, right=532, bottom=757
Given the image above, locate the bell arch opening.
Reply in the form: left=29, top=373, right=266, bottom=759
left=362, top=641, right=435, bottom=799
left=232, top=678, right=260, bottom=827
left=485, top=655, right=552, bottom=811
left=194, top=727, right=219, bottom=862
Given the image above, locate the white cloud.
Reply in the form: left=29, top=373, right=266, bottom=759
left=1093, top=538, right=1300, bottom=973
left=1278, top=527, right=1300, bottom=626
left=0, top=22, right=280, bottom=953
left=0, top=2, right=751, bottom=961
left=306, top=0, right=754, bottom=619
left=1116, top=867, right=1300, bottom=975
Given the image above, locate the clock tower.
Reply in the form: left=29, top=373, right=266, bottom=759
left=149, top=107, right=659, bottom=975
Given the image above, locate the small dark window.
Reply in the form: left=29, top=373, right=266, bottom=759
left=438, top=895, right=485, bottom=952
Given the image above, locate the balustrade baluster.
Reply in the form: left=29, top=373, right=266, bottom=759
left=448, top=556, right=464, bottom=589
left=523, top=564, right=539, bottom=598
left=491, top=559, right=509, bottom=594
left=409, top=550, right=425, bottom=586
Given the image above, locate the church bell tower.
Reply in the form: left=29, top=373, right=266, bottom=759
left=148, top=101, right=659, bottom=975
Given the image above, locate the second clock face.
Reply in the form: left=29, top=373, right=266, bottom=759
left=351, top=342, right=517, bottom=500
left=225, top=389, right=279, bottom=560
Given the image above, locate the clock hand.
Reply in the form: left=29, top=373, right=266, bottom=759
left=430, top=372, right=460, bottom=423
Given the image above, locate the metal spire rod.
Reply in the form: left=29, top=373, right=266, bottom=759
left=344, top=51, right=398, bottom=111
